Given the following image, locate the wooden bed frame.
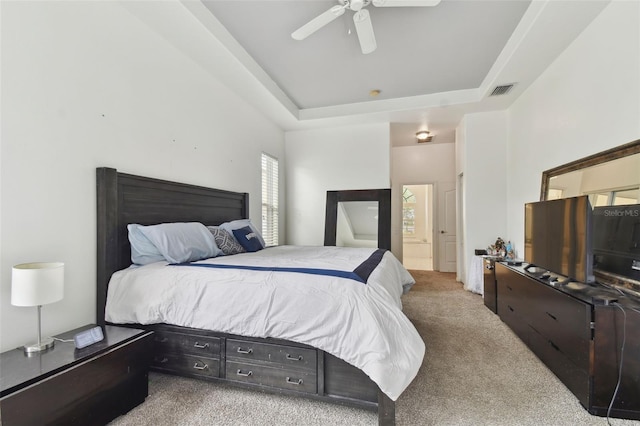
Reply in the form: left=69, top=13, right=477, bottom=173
left=96, top=167, right=395, bottom=425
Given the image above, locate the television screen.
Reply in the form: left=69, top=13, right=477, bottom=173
left=592, top=204, right=640, bottom=281
left=524, top=195, right=594, bottom=283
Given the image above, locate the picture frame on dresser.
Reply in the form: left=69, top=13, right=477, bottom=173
left=95, top=167, right=396, bottom=425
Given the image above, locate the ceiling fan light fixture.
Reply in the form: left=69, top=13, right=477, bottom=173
left=416, top=130, right=432, bottom=142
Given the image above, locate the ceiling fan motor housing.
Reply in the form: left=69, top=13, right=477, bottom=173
left=340, top=0, right=372, bottom=11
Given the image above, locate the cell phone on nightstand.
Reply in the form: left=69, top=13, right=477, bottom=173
left=74, top=326, right=104, bottom=349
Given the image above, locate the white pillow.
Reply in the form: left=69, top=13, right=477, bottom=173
left=128, top=224, right=165, bottom=265
left=219, top=219, right=266, bottom=248
left=138, top=222, right=223, bottom=263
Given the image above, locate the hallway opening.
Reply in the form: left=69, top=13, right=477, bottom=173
left=402, top=184, right=434, bottom=271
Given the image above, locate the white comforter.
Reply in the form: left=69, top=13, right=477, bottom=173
left=105, top=245, right=425, bottom=400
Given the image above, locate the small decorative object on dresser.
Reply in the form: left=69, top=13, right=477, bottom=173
left=0, top=325, right=153, bottom=426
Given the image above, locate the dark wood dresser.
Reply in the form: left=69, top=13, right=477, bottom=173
left=0, top=325, right=153, bottom=426
left=494, top=262, right=640, bottom=420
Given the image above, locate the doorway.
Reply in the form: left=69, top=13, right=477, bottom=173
left=402, top=184, right=434, bottom=271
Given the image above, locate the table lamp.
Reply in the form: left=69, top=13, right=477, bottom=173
left=11, top=262, right=64, bottom=353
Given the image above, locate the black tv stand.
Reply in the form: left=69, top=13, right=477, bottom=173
left=495, top=262, right=640, bottom=420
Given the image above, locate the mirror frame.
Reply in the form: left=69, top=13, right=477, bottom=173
left=540, top=138, right=640, bottom=201
left=324, top=189, right=391, bottom=250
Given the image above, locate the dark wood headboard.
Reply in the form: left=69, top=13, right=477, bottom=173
left=96, top=167, right=249, bottom=325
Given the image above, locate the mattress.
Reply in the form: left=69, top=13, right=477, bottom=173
left=105, top=245, right=425, bottom=400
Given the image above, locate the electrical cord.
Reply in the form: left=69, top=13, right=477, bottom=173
left=52, top=337, right=74, bottom=343
left=606, top=302, right=627, bottom=426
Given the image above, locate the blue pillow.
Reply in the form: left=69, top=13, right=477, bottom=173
left=128, top=224, right=165, bottom=265
left=232, top=226, right=264, bottom=252
left=219, top=219, right=266, bottom=248
left=138, top=222, right=223, bottom=263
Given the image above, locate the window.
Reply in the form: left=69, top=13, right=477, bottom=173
left=402, top=187, right=416, bottom=235
left=261, top=153, right=279, bottom=246
left=588, top=187, right=639, bottom=207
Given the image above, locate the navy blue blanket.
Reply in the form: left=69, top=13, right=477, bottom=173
left=174, top=248, right=387, bottom=284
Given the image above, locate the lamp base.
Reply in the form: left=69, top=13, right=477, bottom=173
left=23, top=337, right=55, bottom=354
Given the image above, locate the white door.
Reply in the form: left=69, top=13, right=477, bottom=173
left=438, top=183, right=457, bottom=272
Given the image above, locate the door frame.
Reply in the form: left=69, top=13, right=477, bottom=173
left=400, top=182, right=436, bottom=270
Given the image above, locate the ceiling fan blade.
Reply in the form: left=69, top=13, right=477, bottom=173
left=372, top=0, right=441, bottom=6
left=353, top=9, right=376, bottom=54
left=291, top=5, right=346, bottom=41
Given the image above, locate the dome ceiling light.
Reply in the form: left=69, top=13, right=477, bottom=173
left=416, top=130, right=432, bottom=143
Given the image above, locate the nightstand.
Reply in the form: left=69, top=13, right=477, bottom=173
left=0, top=324, right=153, bottom=426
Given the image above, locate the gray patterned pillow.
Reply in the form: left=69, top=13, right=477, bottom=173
left=207, top=226, right=246, bottom=255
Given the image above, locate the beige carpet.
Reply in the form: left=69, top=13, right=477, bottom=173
left=110, top=271, right=638, bottom=425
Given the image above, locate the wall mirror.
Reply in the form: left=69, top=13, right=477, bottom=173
left=540, top=139, right=640, bottom=285
left=540, top=139, right=640, bottom=205
left=325, top=189, right=391, bottom=250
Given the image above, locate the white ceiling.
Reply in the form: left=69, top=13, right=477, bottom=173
left=203, top=0, right=530, bottom=110
left=167, top=0, right=610, bottom=145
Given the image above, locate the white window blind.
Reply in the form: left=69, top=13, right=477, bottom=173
left=261, top=153, right=279, bottom=246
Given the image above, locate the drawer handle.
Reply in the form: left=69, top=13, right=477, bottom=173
left=508, top=305, right=514, bottom=312
left=155, top=337, right=169, bottom=343
left=285, top=354, right=303, bottom=361
left=549, top=340, right=560, bottom=352
left=546, top=312, right=557, bottom=321
left=506, top=285, right=513, bottom=291
left=236, top=369, right=253, bottom=377
left=193, top=362, right=209, bottom=371
left=286, top=377, right=303, bottom=385
left=155, top=357, right=169, bottom=364
left=237, top=347, right=253, bottom=355
left=193, top=342, right=210, bottom=349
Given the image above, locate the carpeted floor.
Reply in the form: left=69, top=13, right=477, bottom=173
left=110, top=271, right=639, bottom=425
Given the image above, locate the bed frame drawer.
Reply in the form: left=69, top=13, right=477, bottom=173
left=226, top=339, right=316, bottom=372
left=152, top=353, right=220, bottom=378
left=226, top=361, right=317, bottom=394
left=153, top=331, right=221, bottom=357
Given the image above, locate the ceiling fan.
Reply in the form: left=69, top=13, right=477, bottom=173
left=291, top=0, right=441, bottom=54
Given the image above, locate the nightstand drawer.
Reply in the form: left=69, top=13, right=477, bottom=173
left=152, top=353, right=220, bottom=378
left=226, top=361, right=317, bottom=394
left=227, top=339, right=316, bottom=372
left=153, top=331, right=220, bottom=357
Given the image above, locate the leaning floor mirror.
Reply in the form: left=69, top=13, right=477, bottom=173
left=324, top=189, right=391, bottom=251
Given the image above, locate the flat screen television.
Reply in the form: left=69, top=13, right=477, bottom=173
left=524, top=195, right=594, bottom=283
left=592, top=204, right=640, bottom=281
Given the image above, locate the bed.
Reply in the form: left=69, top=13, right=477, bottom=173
left=96, top=167, right=424, bottom=425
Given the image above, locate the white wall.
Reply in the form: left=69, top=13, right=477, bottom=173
left=456, top=111, right=508, bottom=285
left=391, top=143, right=456, bottom=261
left=506, top=0, right=640, bottom=253
left=0, top=2, right=284, bottom=352
left=285, top=123, right=390, bottom=246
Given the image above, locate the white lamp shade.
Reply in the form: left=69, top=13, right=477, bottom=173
left=11, top=262, right=64, bottom=307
